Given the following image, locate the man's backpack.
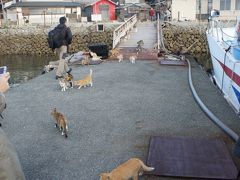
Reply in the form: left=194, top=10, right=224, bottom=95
left=47, top=27, right=66, bottom=50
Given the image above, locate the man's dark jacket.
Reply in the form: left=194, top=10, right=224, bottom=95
left=55, top=24, right=72, bottom=47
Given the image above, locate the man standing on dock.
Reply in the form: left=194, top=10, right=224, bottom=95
left=149, top=7, right=155, bottom=21
left=47, top=17, right=73, bottom=79
left=55, top=16, right=72, bottom=59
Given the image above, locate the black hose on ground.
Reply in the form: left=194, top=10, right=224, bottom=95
left=186, top=59, right=239, bottom=144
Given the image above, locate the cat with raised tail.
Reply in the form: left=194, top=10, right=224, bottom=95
left=100, top=158, right=154, bottom=180
left=129, top=55, right=137, bottom=64
left=51, top=108, right=68, bottom=138
left=74, top=69, right=93, bottom=89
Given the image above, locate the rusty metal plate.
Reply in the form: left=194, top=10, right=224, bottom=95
left=147, top=136, right=238, bottom=179
left=110, top=47, right=158, bottom=60
left=159, top=59, right=187, bottom=66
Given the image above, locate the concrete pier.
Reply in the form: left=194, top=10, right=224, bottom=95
left=2, top=59, right=240, bottom=180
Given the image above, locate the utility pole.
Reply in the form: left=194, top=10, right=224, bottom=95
left=198, top=0, right=201, bottom=24
left=0, top=0, right=5, bottom=20
left=43, top=10, right=46, bottom=27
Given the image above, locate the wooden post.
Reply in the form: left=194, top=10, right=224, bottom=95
left=198, top=0, right=201, bottom=25
left=51, top=12, right=52, bottom=25
left=43, top=10, right=46, bottom=27
left=0, top=0, right=5, bottom=20
left=157, top=13, right=160, bottom=50
left=16, top=11, right=19, bottom=26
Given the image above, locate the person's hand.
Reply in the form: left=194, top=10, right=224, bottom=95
left=0, top=72, right=10, bottom=93
left=67, top=45, right=71, bottom=54
left=68, top=44, right=71, bottom=50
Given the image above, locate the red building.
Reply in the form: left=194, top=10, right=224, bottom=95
left=85, top=0, right=117, bottom=21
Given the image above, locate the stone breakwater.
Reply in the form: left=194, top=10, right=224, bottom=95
left=0, top=25, right=114, bottom=55
left=162, top=22, right=209, bottom=55
left=0, top=22, right=209, bottom=56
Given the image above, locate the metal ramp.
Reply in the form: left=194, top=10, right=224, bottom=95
left=111, top=18, right=183, bottom=63
left=117, top=47, right=158, bottom=60
left=118, top=21, right=157, bottom=49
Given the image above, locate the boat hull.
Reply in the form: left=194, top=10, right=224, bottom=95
left=207, top=32, right=240, bottom=113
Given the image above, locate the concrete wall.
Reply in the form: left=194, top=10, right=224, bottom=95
left=0, top=22, right=208, bottom=55
left=163, top=23, right=208, bottom=55
left=0, top=27, right=114, bottom=55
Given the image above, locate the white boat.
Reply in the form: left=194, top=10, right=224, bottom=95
left=206, top=10, right=240, bottom=114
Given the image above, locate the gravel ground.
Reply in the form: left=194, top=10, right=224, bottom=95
left=2, top=59, right=240, bottom=180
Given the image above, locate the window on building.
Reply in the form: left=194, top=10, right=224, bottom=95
left=97, top=24, right=104, bottom=31
left=47, top=8, right=65, bottom=15
left=236, top=0, right=240, bottom=10
left=220, top=0, right=231, bottom=10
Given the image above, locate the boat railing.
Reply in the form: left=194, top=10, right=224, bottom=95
left=209, top=18, right=238, bottom=48
left=112, top=14, right=137, bottom=49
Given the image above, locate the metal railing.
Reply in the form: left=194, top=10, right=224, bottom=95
left=157, top=14, right=160, bottom=50
left=112, top=14, right=137, bottom=49
left=156, top=14, right=167, bottom=51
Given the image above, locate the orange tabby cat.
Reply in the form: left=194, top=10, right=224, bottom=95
left=100, top=158, right=154, bottom=180
left=74, top=69, right=93, bottom=89
left=51, top=108, right=68, bottom=138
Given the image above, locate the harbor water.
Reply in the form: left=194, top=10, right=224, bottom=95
left=0, top=55, right=56, bottom=85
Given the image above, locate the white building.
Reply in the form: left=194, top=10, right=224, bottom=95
left=171, top=0, right=196, bottom=21
left=171, top=0, right=240, bottom=21
left=3, top=0, right=82, bottom=25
